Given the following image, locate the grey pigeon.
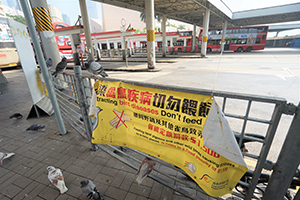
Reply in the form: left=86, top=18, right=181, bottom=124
left=136, top=156, right=157, bottom=184
left=0, top=152, right=15, bottom=165
left=80, top=180, right=104, bottom=200
left=52, top=57, right=67, bottom=77
left=46, top=58, right=53, bottom=69
left=9, top=113, right=22, bottom=119
left=26, top=124, right=45, bottom=131
left=84, top=58, right=108, bottom=77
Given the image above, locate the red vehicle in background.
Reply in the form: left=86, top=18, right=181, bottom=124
left=166, top=30, right=198, bottom=52
left=199, top=26, right=269, bottom=52
left=52, top=22, right=73, bottom=60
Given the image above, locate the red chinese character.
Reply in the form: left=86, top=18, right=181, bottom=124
left=154, top=126, right=159, bottom=133
left=117, top=87, right=127, bottom=99
left=148, top=124, right=153, bottom=130
left=106, top=87, right=116, bottom=98
left=128, top=89, right=139, bottom=103
left=166, top=131, right=172, bottom=137
left=181, top=135, right=189, bottom=141
left=174, top=133, right=180, bottom=139
left=159, top=128, right=165, bottom=136
left=140, top=91, right=152, bottom=105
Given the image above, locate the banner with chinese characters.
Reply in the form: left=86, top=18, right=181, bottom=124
left=91, top=80, right=247, bottom=197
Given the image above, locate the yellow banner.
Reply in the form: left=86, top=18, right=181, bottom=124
left=203, top=36, right=208, bottom=43
left=91, top=80, right=246, bottom=197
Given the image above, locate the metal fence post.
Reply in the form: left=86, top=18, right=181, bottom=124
left=74, top=66, right=97, bottom=151
left=20, top=0, right=67, bottom=135
left=263, top=102, right=300, bottom=200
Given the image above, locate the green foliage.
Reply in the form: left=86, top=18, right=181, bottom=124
left=6, top=14, right=27, bottom=25
left=140, top=12, right=146, bottom=23
left=143, top=27, right=147, bottom=33
left=177, top=24, right=186, bottom=30
left=135, top=28, right=141, bottom=34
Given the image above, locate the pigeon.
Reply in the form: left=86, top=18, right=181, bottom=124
left=47, top=166, right=68, bottom=194
left=9, top=113, right=22, bottom=119
left=0, top=152, right=15, bottom=165
left=84, top=58, right=108, bottom=77
left=136, top=156, right=157, bottom=184
left=52, top=57, right=67, bottom=77
left=46, top=58, right=53, bottom=69
left=26, top=124, right=45, bottom=132
left=80, top=180, right=104, bottom=200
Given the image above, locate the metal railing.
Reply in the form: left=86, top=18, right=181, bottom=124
left=49, top=66, right=299, bottom=200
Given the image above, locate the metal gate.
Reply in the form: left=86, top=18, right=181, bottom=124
left=50, top=66, right=299, bottom=200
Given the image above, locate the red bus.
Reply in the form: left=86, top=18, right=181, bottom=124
left=199, top=26, right=268, bottom=52
left=52, top=22, right=73, bottom=60
left=166, top=30, right=199, bottom=52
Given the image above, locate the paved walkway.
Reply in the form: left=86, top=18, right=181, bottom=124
left=0, top=66, right=215, bottom=200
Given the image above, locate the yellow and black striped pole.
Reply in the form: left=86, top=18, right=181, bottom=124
left=145, top=0, right=156, bottom=69
left=32, top=7, right=54, bottom=32
left=30, top=0, right=61, bottom=71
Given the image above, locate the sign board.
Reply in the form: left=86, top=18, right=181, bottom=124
left=90, top=80, right=247, bottom=197
left=121, top=18, right=126, bottom=27
left=7, top=19, right=53, bottom=117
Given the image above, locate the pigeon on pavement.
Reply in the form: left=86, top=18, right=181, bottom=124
left=9, top=113, right=22, bottom=119
left=84, top=58, right=108, bottom=77
left=52, top=57, right=67, bottom=77
left=0, top=152, right=15, bottom=165
left=80, top=180, right=104, bottom=200
left=47, top=166, right=68, bottom=194
left=136, top=156, right=157, bottom=184
left=26, top=124, right=45, bottom=132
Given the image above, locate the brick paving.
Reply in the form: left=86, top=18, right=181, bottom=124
left=0, top=69, right=202, bottom=200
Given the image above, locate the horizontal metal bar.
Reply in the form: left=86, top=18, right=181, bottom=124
left=225, top=113, right=271, bottom=124
left=243, top=153, right=259, bottom=160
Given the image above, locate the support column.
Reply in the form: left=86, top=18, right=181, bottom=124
left=183, top=38, right=187, bottom=52
left=121, top=34, right=126, bottom=60
left=70, top=34, right=80, bottom=65
left=221, top=21, right=227, bottom=53
left=162, top=14, right=167, bottom=57
left=29, top=0, right=60, bottom=70
left=273, top=32, right=280, bottom=47
left=106, top=40, right=111, bottom=57
left=127, top=38, right=131, bottom=57
left=201, top=9, right=210, bottom=57
left=94, top=36, right=101, bottom=60
left=145, top=0, right=155, bottom=69
left=192, top=23, right=196, bottom=52
left=170, top=38, right=174, bottom=54
left=79, top=0, right=94, bottom=60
